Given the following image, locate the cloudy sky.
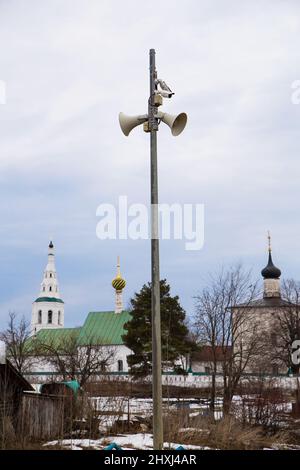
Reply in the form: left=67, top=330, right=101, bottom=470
left=0, top=0, right=300, bottom=329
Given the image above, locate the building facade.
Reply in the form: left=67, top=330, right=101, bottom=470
left=29, top=243, right=132, bottom=378
left=31, top=241, right=64, bottom=334
left=232, top=239, right=293, bottom=375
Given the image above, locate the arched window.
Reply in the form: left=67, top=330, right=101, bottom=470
left=43, top=286, right=45, bottom=292
left=38, top=310, right=42, bottom=324
left=50, top=273, right=52, bottom=278
left=118, top=360, right=123, bottom=373
left=48, top=310, right=53, bottom=324
left=49, top=286, right=52, bottom=292
left=58, top=311, right=61, bottom=325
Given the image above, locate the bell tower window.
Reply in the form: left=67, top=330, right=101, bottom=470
left=58, top=311, right=61, bottom=325
left=49, top=286, right=52, bottom=292
left=38, top=310, right=42, bottom=324
left=48, top=310, right=53, bottom=324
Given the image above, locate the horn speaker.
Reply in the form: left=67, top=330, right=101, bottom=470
left=119, top=113, right=147, bottom=136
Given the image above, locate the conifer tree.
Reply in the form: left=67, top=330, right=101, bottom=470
left=123, top=279, right=192, bottom=377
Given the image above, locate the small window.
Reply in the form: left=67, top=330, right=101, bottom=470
left=48, top=310, right=53, bottom=324
left=50, top=273, right=52, bottom=278
left=118, top=360, right=123, bottom=372
left=272, top=364, right=279, bottom=375
left=49, top=286, right=52, bottom=292
left=43, top=286, right=45, bottom=292
left=58, top=311, right=61, bottom=325
left=38, top=310, right=42, bottom=324
left=101, top=362, right=106, bottom=372
left=205, top=366, right=211, bottom=374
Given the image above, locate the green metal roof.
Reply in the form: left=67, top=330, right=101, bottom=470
left=32, top=311, right=130, bottom=348
left=34, top=327, right=81, bottom=349
left=78, top=311, right=131, bottom=346
left=34, top=297, right=64, bottom=303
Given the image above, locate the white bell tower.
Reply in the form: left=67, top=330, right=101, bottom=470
left=31, top=241, right=65, bottom=334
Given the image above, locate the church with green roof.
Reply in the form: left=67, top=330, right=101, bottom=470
left=30, top=243, right=132, bottom=376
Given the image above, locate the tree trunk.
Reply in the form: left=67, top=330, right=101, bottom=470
left=223, top=389, right=232, bottom=415
left=210, top=370, right=216, bottom=412
left=223, top=375, right=233, bottom=415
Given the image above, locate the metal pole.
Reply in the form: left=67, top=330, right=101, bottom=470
left=149, top=48, right=163, bottom=450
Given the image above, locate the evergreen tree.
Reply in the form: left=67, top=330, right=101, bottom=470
left=123, top=279, right=192, bottom=377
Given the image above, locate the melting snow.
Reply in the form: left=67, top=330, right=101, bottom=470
left=44, top=433, right=210, bottom=450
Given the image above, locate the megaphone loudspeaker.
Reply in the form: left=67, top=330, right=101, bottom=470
left=119, top=113, right=148, bottom=136
left=159, top=112, right=187, bottom=136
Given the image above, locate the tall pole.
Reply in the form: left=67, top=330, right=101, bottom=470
left=149, top=48, right=163, bottom=450
left=119, top=48, right=187, bottom=449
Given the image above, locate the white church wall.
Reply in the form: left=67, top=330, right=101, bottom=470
left=232, top=306, right=290, bottom=375
left=32, top=300, right=64, bottom=334
left=107, top=345, right=131, bottom=372
left=27, top=344, right=132, bottom=379
left=191, top=360, right=224, bottom=374
left=0, top=340, right=6, bottom=364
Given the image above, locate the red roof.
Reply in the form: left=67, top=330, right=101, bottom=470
left=192, top=345, right=232, bottom=362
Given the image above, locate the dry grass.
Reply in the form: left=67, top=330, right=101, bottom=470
left=2, top=440, right=63, bottom=450
left=164, top=411, right=291, bottom=450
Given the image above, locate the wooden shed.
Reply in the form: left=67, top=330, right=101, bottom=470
left=0, top=359, right=34, bottom=435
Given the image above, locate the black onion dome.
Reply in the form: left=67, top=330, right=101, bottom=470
left=261, top=252, right=281, bottom=279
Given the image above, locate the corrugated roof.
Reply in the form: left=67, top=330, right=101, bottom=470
left=33, top=311, right=131, bottom=348
left=78, top=311, right=131, bottom=345
left=34, top=327, right=81, bottom=348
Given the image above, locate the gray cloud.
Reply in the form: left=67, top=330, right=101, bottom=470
left=0, top=0, right=300, bottom=328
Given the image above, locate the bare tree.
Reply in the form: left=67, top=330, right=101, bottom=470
left=0, top=312, right=34, bottom=374
left=237, top=376, right=289, bottom=431
left=35, top=330, right=116, bottom=387
left=271, top=278, right=300, bottom=374
left=194, top=265, right=264, bottom=414
left=194, top=279, right=223, bottom=412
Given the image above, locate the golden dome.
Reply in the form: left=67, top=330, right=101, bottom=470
left=112, top=277, right=126, bottom=291
left=112, top=256, right=126, bottom=291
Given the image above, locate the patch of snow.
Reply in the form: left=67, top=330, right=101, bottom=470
left=44, top=433, right=211, bottom=450
left=178, top=428, right=209, bottom=434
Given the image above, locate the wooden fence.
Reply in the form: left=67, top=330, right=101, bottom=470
left=18, top=392, right=70, bottom=440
